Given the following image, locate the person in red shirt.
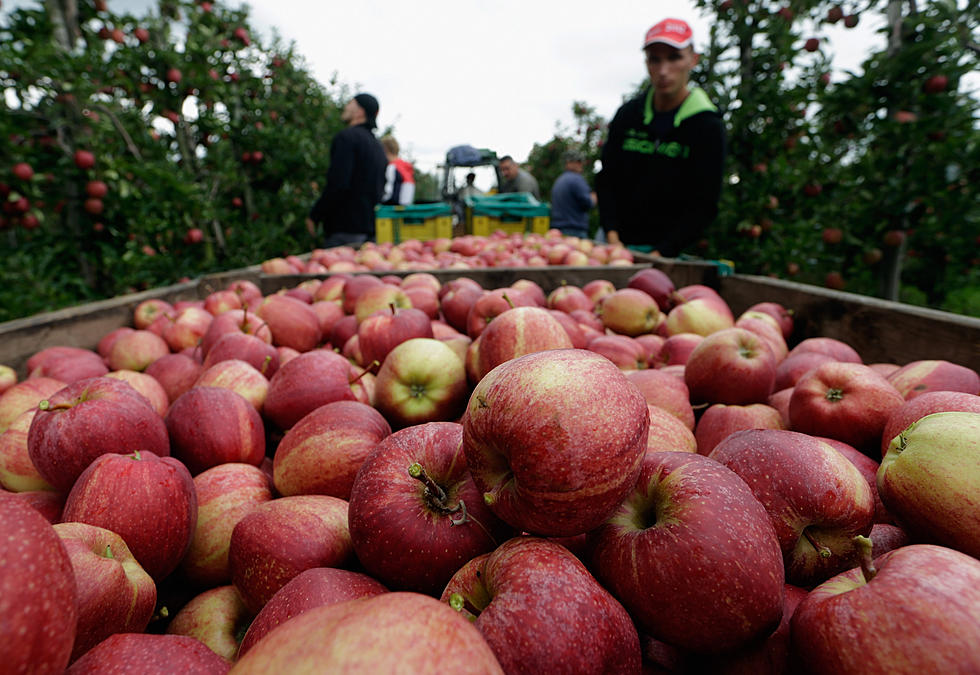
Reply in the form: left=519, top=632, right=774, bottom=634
left=380, top=136, right=415, bottom=205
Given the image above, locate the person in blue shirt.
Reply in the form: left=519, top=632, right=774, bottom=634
left=550, top=149, right=596, bottom=239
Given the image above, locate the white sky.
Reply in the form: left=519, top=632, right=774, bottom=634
left=6, top=0, right=893, bottom=181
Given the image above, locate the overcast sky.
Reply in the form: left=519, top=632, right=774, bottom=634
left=6, top=0, right=891, bottom=180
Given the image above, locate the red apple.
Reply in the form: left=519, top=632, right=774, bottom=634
left=644, top=404, right=698, bottom=453
left=582, top=278, right=616, bottom=305
left=104, top=369, right=169, bottom=417
left=105, top=329, right=170, bottom=372
left=774, top=350, right=836, bottom=391
left=200, top=308, right=273, bottom=357
left=256, top=294, right=322, bottom=352
left=28, top=376, right=170, bottom=493
left=53, top=522, right=156, bottom=662
left=144, top=353, right=203, bottom=403
left=588, top=452, right=784, bottom=653
left=203, top=289, right=243, bottom=316
left=263, top=349, right=357, bottom=431
left=879, top=390, right=980, bottom=456
left=735, top=312, right=788, bottom=362
left=228, top=494, right=353, bottom=614
left=694, top=403, right=785, bottom=456
left=65, top=633, right=230, bottom=674
left=462, top=349, right=648, bottom=536
left=132, top=298, right=173, bottom=330
left=746, top=301, right=794, bottom=341
left=165, top=585, right=252, bottom=663
left=509, top=278, right=547, bottom=306
left=547, top=308, right=589, bottom=348
left=7, top=487, right=66, bottom=523
left=685, top=327, right=777, bottom=405
left=440, top=283, right=484, bottom=334
left=165, top=387, right=265, bottom=475
left=786, top=336, right=862, bottom=363
left=586, top=333, right=648, bottom=370
left=357, top=305, right=434, bottom=370
left=886, top=359, right=979, bottom=400
left=547, top=284, right=594, bottom=313
left=627, top=267, right=676, bottom=311
left=819, top=436, right=893, bottom=525
left=475, top=306, right=574, bottom=380
left=0, top=494, right=78, bottom=673
left=624, top=368, right=696, bottom=430
left=163, top=306, right=213, bottom=353
left=194, top=359, right=270, bottom=413
left=654, top=331, right=703, bottom=366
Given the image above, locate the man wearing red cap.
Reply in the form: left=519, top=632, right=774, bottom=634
left=597, top=18, right=726, bottom=257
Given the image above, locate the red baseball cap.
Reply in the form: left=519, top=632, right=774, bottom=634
left=643, top=18, right=694, bottom=50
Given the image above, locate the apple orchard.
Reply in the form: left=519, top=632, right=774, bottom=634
left=2, top=255, right=980, bottom=672
left=1, top=0, right=979, bottom=323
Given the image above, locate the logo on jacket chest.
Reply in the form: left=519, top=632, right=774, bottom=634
left=623, top=129, right=690, bottom=159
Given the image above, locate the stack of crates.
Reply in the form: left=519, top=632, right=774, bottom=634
left=375, top=202, right=453, bottom=244
left=464, top=192, right=551, bottom=237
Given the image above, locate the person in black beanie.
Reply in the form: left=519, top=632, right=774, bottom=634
left=307, top=93, right=388, bottom=248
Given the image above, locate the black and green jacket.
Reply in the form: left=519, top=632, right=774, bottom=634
left=597, top=86, right=726, bottom=256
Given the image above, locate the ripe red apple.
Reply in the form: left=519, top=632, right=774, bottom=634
left=786, top=336, right=862, bottom=363
left=585, top=333, right=648, bottom=370
left=547, top=284, right=594, bottom=314
left=12, top=161, right=34, bottom=181
left=465, top=287, right=535, bottom=339
left=349, top=422, right=512, bottom=595
left=0, top=409, right=56, bottom=492
left=232, top=592, right=503, bottom=672
left=643, top=404, right=697, bottom=454
left=627, top=267, right=676, bottom=310
left=105, top=329, right=170, bottom=372
left=273, top=400, right=391, bottom=500
left=105, top=369, right=169, bottom=417
left=237, top=567, right=387, bottom=658
left=442, top=536, right=641, bottom=673
left=53, top=522, right=156, bottom=662
left=588, top=451, right=785, bottom=653
left=357, top=305, right=434, bottom=370
left=62, top=450, right=196, bottom=581
left=790, top=542, right=980, bottom=673
left=132, top=298, right=173, bottom=330
left=263, top=349, right=357, bottom=431
left=194, top=359, right=270, bottom=413
left=624, top=368, right=695, bottom=430
left=65, top=633, right=230, bottom=673
left=685, top=327, right=777, bottom=405
left=28, top=376, right=170, bottom=493
left=746, top=301, right=794, bottom=340
left=789, top=361, right=905, bottom=451
left=547, top=308, right=589, bottom=348
left=374, top=337, right=469, bottom=428
left=74, top=149, right=96, bottom=170
left=879, top=390, right=980, bottom=456
left=877, top=411, right=980, bottom=557
left=922, top=74, right=948, bottom=94
left=582, top=278, right=616, bottom=305
left=709, top=429, right=875, bottom=587
left=144, top=353, right=203, bottom=403
left=0, top=376, right=66, bottom=433
left=96, top=327, right=135, bottom=360
left=200, top=307, right=272, bottom=357
left=228, top=494, right=353, bottom=614
left=819, top=436, right=893, bottom=525
left=180, top=462, right=273, bottom=588
left=203, top=290, right=243, bottom=316
left=256, top=293, right=322, bottom=352
left=202, top=331, right=279, bottom=379
left=885, top=359, right=979, bottom=399
left=27, top=345, right=103, bottom=374
left=440, top=283, right=484, bottom=334
left=475, top=306, right=574, bottom=380
left=654, top=331, right=703, bottom=366
left=774, top=350, right=836, bottom=391
left=0, top=494, right=78, bottom=672
left=164, top=585, right=250, bottom=663
left=165, top=387, right=265, bottom=475
left=694, top=402, right=785, bottom=455
left=462, top=349, right=648, bottom=536
left=734, top=311, right=788, bottom=362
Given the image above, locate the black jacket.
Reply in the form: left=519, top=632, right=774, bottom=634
left=309, top=123, right=387, bottom=237
left=597, top=86, right=726, bottom=256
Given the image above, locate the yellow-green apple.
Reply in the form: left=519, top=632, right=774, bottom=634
left=374, top=338, right=469, bottom=428
left=624, top=368, right=696, bottom=430
left=199, top=308, right=273, bottom=357
left=786, top=336, right=862, bottom=363
left=352, top=283, right=411, bottom=323
left=462, top=349, right=648, bottom=536
left=547, top=284, right=594, bottom=313
left=202, top=332, right=278, bottom=378
left=62, top=450, right=196, bottom=581
left=180, top=462, right=273, bottom=588
left=0, top=363, right=17, bottom=395
left=879, top=390, right=980, bottom=456
left=237, top=567, right=387, bottom=657
left=203, top=289, right=244, bottom=316
left=439, top=283, right=484, bottom=334
left=694, top=403, right=785, bottom=456
left=465, top=287, right=535, bottom=339
left=774, top=350, right=836, bottom=391
left=7, top=487, right=65, bottom=523
left=586, top=333, right=648, bottom=370
left=790, top=542, right=980, bottom=674
left=163, top=306, right=214, bottom=352
left=230, top=591, right=503, bottom=673
left=588, top=452, right=784, bottom=654
left=442, top=536, right=640, bottom=673
left=598, top=288, right=661, bottom=336
left=263, top=349, right=357, bottom=431
left=735, top=312, right=788, bottom=362
left=877, top=411, right=980, bottom=557
left=0, top=494, right=78, bottom=673
left=627, top=267, right=676, bottom=311
left=28, top=348, right=109, bottom=383
left=547, top=309, right=589, bottom=348
left=273, top=400, right=391, bottom=499
left=654, top=331, right=703, bottom=366
left=664, top=296, right=735, bottom=336
left=475, top=306, right=574, bottom=380
left=53, top=522, right=156, bottom=662
left=685, top=327, right=778, bottom=405
left=256, top=294, right=322, bottom=352
left=510, top=278, right=547, bottom=306
left=644, top=405, right=697, bottom=453
left=746, top=301, right=794, bottom=341
left=886, top=359, right=979, bottom=399
left=165, top=585, right=252, bottom=663
left=348, top=422, right=511, bottom=595
left=357, top=306, right=434, bottom=371
left=105, top=329, right=170, bottom=372
left=165, top=387, right=265, bottom=475
left=144, top=353, right=203, bottom=404
left=228, top=494, right=353, bottom=614
left=582, top=278, right=616, bottom=305
left=132, top=298, right=174, bottom=330
left=105, top=369, right=169, bottom=417
left=0, top=408, right=55, bottom=492
left=194, top=359, right=269, bottom=413
left=819, top=436, right=893, bottom=525
left=65, top=633, right=231, bottom=674
left=96, top=327, right=135, bottom=360
left=789, top=361, right=905, bottom=450
left=28, top=376, right=170, bottom=492
left=709, top=429, right=875, bottom=587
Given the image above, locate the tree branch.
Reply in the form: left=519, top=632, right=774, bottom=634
left=91, top=104, right=143, bottom=160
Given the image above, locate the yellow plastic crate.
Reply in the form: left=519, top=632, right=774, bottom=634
left=471, top=214, right=550, bottom=237
left=375, top=204, right=453, bottom=244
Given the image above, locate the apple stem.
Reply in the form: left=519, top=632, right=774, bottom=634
left=853, top=534, right=877, bottom=583
left=104, top=544, right=114, bottom=559
left=824, top=387, right=844, bottom=402
left=389, top=303, right=397, bottom=316
left=501, top=292, right=515, bottom=309
left=37, top=400, right=74, bottom=411
left=129, top=449, right=142, bottom=461
left=803, top=528, right=832, bottom=558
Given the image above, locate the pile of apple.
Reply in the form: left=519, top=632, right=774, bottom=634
left=259, top=229, right=637, bottom=274
left=2, top=266, right=979, bottom=673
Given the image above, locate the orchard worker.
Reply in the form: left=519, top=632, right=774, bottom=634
left=380, top=135, right=416, bottom=206
left=307, top=93, right=388, bottom=248
left=597, top=18, right=726, bottom=257
left=550, top=149, right=597, bottom=239
left=498, top=155, right=542, bottom=200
